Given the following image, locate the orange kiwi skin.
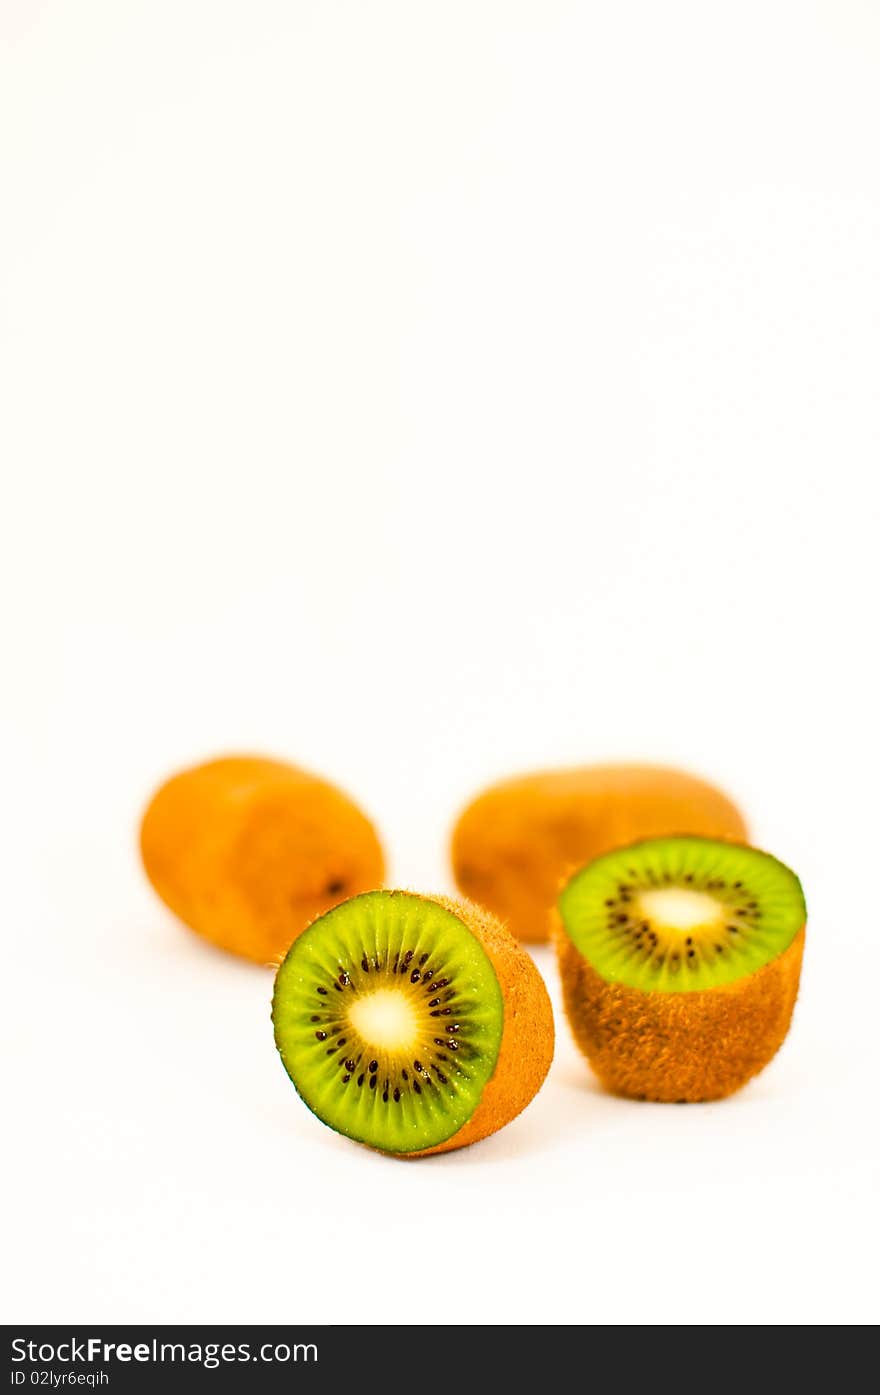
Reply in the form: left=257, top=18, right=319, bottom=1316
left=554, top=917, right=805, bottom=1102
left=452, top=765, right=748, bottom=943
left=140, top=755, right=385, bottom=965
left=408, top=897, right=555, bottom=1157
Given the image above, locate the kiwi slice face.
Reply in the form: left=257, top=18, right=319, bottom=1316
left=558, top=836, right=806, bottom=992
left=272, top=890, right=504, bottom=1153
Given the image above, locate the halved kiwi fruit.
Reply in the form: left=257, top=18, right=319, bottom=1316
left=555, top=836, right=806, bottom=1102
left=272, top=890, right=554, bottom=1155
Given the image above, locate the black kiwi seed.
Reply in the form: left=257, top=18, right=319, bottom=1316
left=310, top=1015, right=321, bottom=1022
left=342, top=1074, right=351, bottom=1083
left=413, top=1081, right=422, bottom=1094
left=315, top=1031, right=327, bottom=1041
left=357, top=1074, right=365, bottom=1086
left=413, top=1060, right=423, bottom=1072
left=361, top=956, right=369, bottom=972
left=316, top=987, right=328, bottom=995
left=411, top=970, right=421, bottom=982
left=419, top=953, right=429, bottom=966
left=369, top=1076, right=377, bottom=1090
left=345, top=1059, right=356, bottom=1072
left=383, top=1088, right=389, bottom=1102
left=423, top=969, right=434, bottom=982
left=402, top=950, right=414, bottom=967
left=393, top=1088, right=401, bottom=1102
left=401, top=1069, right=408, bottom=1081
left=369, top=1060, right=378, bottom=1073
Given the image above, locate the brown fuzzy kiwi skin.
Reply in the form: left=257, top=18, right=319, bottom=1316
left=404, top=895, right=555, bottom=1157
left=554, top=914, right=805, bottom=1102
left=452, top=765, right=748, bottom=943
left=140, top=755, right=385, bottom=965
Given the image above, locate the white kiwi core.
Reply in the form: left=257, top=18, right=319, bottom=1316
left=637, top=887, right=723, bottom=934
left=347, top=988, right=420, bottom=1052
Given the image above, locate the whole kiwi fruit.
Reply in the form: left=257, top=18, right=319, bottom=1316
left=140, top=754, right=385, bottom=964
left=452, top=764, right=747, bottom=942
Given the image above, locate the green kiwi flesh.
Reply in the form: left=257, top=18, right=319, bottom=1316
left=558, top=836, right=806, bottom=992
left=272, top=890, right=504, bottom=1153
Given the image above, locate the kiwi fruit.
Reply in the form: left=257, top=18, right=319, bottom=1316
left=452, top=764, right=748, bottom=942
left=554, top=835, right=806, bottom=1101
left=272, top=889, right=554, bottom=1155
left=140, top=755, right=385, bottom=964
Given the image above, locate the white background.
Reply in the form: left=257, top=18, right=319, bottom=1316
left=3, top=1, right=879, bottom=1326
